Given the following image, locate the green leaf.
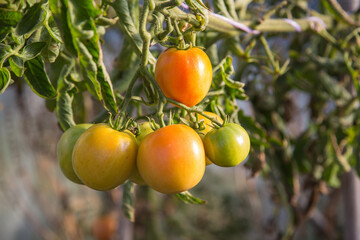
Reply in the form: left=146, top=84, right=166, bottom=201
left=0, top=43, right=13, bottom=65
left=56, top=60, right=76, bottom=130
left=0, top=26, right=11, bottom=42
left=16, top=1, right=46, bottom=36
left=24, top=56, right=57, bottom=98
left=76, top=40, right=101, bottom=97
left=20, top=42, right=46, bottom=60
left=175, top=191, right=207, bottom=205
left=122, top=180, right=135, bottom=222
left=39, top=27, right=60, bottom=63
left=56, top=77, right=76, bottom=130
left=9, top=56, right=24, bottom=77
left=111, top=0, right=155, bottom=64
left=0, top=67, right=11, bottom=94
left=98, top=62, right=118, bottom=113
left=59, top=0, right=76, bottom=54
left=0, top=9, right=22, bottom=26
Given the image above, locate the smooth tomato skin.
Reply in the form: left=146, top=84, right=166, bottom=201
left=155, top=48, right=212, bottom=107
left=72, top=124, right=137, bottom=191
left=57, top=124, right=92, bottom=184
left=204, top=123, right=250, bottom=167
left=137, top=124, right=205, bottom=194
left=194, top=112, right=223, bottom=165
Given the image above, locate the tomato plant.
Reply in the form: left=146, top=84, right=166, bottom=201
left=204, top=123, right=250, bottom=167
left=73, top=124, right=138, bottom=191
left=57, top=123, right=92, bottom=184
left=137, top=124, right=205, bottom=194
left=1, top=0, right=360, bottom=236
left=155, top=48, right=212, bottom=107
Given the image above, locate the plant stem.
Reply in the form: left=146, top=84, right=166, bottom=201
left=259, top=35, right=278, bottom=72
left=141, top=68, right=223, bottom=126
left=169, top=7, right=333, bottom=34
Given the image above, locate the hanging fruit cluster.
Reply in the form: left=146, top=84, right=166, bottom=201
left=57, top=46, right=250, bottom=195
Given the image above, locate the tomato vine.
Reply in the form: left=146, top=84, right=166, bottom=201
left=1, top=0, right=360, bottom=237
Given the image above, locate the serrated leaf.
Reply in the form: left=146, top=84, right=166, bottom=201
left=20, top=42, right=46, bottom=60
left=16, top=1, right=46, bottom=36
left=56, top=60, right=76, bottom=130
left=56, top=78, right=76, bottom=130
left=175, top=191, right=207, bottom=205
left=0, top=67, right=11, bottom=94
left=45, top=25, right=63, bottom=43
left=24, top=56, right=57, bottom=99
left=76, top=40, right=101, bottom=97
left=98, top=62, right=118, bottom=113
left=0, top=9, right=22, bottom=26
left=0, top=43, right=13, bottom=64
left=9, top=56, right=24, bottom=77
left=122, top=180, right=135, bottom=222
left=39, top=27, right=60, bottom=62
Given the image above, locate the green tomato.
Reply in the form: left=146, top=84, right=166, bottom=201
left=203, top=123, right=250, bottom=167
left=57, top=124, right=92, bottom=184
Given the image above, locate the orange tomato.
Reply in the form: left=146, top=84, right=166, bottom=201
left=72, top=124, right=137, bottom=191
left=137, top=124, right=205, bottom=194
left=92, top=214, right=117, bottom=240
left=155, top=48, right=212, bottom=107
left=191, top=112, right=223, bottom=165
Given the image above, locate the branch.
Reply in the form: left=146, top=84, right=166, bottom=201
left=326, top=0, right=360, bottom=27
left=170, top=7, right=333, bottom=34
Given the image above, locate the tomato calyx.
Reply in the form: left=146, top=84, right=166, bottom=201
left=109, top=112, right=137, bottom=134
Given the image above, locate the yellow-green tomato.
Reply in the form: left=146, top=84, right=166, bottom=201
left=57, top=124, right=92, bottom=184
left=72, top=124, right=138, bottom=191
left=203, top=123, right=250, bottom=167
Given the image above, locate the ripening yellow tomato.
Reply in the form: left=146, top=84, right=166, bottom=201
left=72, top=124, right=137, bottom=191
left=137, top=124, right=205, bottom=194
left=155, top=48, right=212, bottom=107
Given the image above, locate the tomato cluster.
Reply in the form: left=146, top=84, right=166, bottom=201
left=57, top=118, right=250, bottom=194
left=56, top=48, right=250, bottom=194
